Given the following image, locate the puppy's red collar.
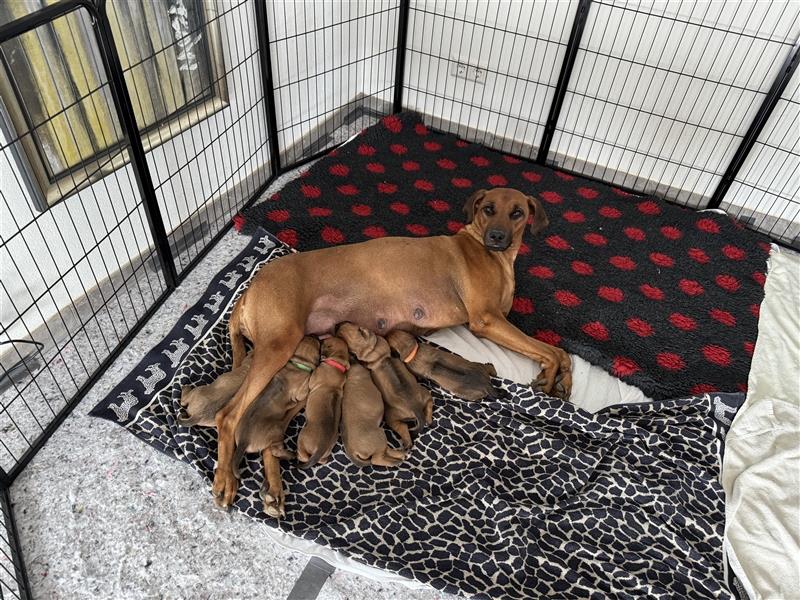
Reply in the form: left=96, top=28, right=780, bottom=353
left=322, top=358, right=348, bottom=373
left=403, top=342, right=419, bottom=364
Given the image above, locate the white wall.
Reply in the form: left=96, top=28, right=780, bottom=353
left=268, top=0, right=398, bottom=154
left=404, top=0, right=577, bottom=155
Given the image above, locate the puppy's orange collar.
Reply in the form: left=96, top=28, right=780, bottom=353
left=322, top=358, right=348, bottom=373
left=403, top=342, right=419, bottom=364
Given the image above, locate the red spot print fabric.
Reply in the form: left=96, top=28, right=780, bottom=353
left=240, top=112, right=769, bottom=400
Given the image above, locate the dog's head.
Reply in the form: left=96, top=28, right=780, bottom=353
left=385, top=330, right=417, bottom=361
left=294, top=336, right=321, bottom=366
left=336, top=322, right=390, bottom=363
left=463, top=187, right=548, bottom=252
left=320, top=336, right=350, bottom=368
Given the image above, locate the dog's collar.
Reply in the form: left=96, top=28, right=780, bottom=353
left=403, top=342, right=419, bottom=364
left=289, top=359, right=315, bottom=373
left=322, top=357, right=348, bottom=373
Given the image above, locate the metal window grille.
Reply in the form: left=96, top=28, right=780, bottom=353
left=0, top=1, right=797, bottom=596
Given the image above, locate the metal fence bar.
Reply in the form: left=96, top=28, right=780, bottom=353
left=392, top=0, right=410, bottom=113
left=707, top=42, right=800, bottom=210
left=536, top=0, right=592, bottom=164
left=0, top=485, right=31, bottom=600
left=255, top=0, right=282, bottom=175
left=92, top=0, right=178, bottom=289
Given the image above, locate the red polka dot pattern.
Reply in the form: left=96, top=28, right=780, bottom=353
left=239, top=112, right=769, bottom=400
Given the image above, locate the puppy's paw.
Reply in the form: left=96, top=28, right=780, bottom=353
left=211, top=468, right=239, bottom=509
left=260, top=485, right=285, bottom=518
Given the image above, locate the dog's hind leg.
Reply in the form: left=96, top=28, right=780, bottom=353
left=260, top=449, right=286, bottom=518
left=212, top=331, right=301, bottom=508
left=386, top=418, right=412, bottom=449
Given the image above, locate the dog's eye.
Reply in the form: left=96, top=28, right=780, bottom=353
left=483, top=205, right=495, bottom=216
left=510, top=209, right=523, bottom=219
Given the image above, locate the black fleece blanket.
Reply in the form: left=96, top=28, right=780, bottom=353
left=92, top=230, right=743, bottom=599
left=239, top=112, right=769, bottom=401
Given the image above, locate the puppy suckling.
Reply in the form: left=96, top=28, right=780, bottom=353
left=385, top=330, right=501, bottom=401
left=296, top=336, right=349, bottom=468
left=340, top=363, right=406, bottom=467
left=231, top=336, right=320, bottom=518
left=337, top=322, right=432, bottom=449
left=179, top=354, right=253, bottom=427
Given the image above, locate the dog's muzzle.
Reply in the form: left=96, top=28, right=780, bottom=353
left=484, top=229, right=511, bottom=251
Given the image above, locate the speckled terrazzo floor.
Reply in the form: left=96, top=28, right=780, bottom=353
left=9, top=132, right=458, bottom=599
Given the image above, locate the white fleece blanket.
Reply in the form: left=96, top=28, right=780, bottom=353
left=722, top=245, right=800, bottom=600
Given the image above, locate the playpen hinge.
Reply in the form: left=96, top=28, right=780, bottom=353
left=254, top=0, right=282, bottom=176
left=536, top=0, right=592, bottom=165
left=393, top=0, right=411, bottom=113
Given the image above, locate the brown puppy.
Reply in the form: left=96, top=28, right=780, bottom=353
left=296, top=336, right=349, bottom=468
left=231, top=336, right=319, bottom=518
left=337, top=322, right=432, bottom=449
left=340, top=363, right=406, bottom=467
left=385, top=330, right=501, bottom=402
left=179, top=354, right=253, bottom=427
left=213, top=187, right=570, bottom=507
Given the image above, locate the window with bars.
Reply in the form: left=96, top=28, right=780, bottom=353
left=0, top=0, right=227, bottom=210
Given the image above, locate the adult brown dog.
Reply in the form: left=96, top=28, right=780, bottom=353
left=213, top=187, right=571, bottom=507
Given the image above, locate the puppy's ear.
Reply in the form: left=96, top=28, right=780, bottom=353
left=463, top=189, right=487, bottom=223
left=527, top=195, right=549, bottom=235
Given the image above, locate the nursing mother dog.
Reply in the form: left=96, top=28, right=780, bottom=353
left=213, top=187, right=573, bottom=507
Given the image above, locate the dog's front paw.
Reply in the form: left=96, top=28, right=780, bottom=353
left=211, top=468, right=239, bottom=509
left=554, top=369, right=572, bottom=401
left=260, top=485, right=285, bottom=518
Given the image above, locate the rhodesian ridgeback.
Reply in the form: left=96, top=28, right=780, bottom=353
left=296, top=336, right=349, bottom=468
left=337, top=322, right=432, bottom=450
left=340, top=363, right=406, bottom=467
left=179, top=355, right=252, bottom=427
left=385, top=330, right=501, bottom=402
left=213, top=187, right=571, bottom=507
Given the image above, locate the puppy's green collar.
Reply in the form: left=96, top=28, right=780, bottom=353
left=290, top=359, right=314, bottom=373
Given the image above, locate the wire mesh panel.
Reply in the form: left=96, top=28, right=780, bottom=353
left=108, top=0, right=273, bottom=273
left=403, top=0, right=578, bottom=157
left=0, top=5, right=168, bottom=477
left=548, top=0, right=800, bottom=209
left=0, top=487, right=27, bottom=600
left=266, top=0, right=401, bottom=166
left=0, top=0, right=274, bottom=478
left=722, top=67, right=799, bottom=247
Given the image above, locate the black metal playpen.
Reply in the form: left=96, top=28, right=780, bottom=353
left=0, top=1, right=797, bottom=596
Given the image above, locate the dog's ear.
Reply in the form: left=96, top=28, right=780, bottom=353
left=463, top=189, right=487, bottom=223
left=527, top=195, right=549, bottom=235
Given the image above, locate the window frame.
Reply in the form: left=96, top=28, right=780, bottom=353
left=0, top=1, right=229, bottom=212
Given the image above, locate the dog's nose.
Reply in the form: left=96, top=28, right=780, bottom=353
left=487, top=229, right=508, bottom=245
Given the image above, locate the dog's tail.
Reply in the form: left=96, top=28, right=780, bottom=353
left=229, top=296, right=246, bottom=369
